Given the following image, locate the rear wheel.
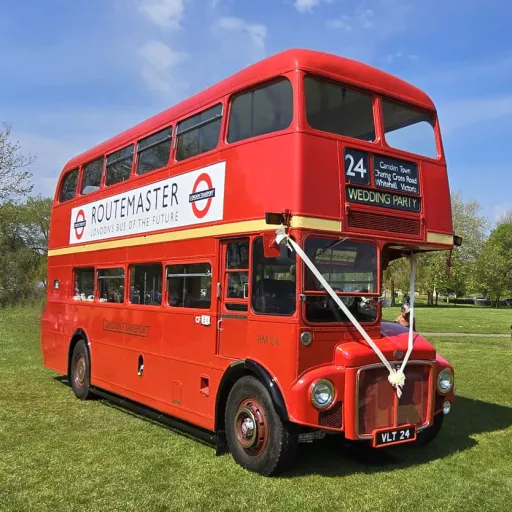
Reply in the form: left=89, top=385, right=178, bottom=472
left=417, top=413, right=444, bottom=446
left=70, top=339, right=92, bottom=400
left=225, top=376, right=297, bottom=476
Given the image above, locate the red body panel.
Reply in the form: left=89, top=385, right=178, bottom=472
left=41, top=49, right=455, bottom=442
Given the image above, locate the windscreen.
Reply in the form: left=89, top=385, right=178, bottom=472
left=303, top=237, right=378, bottom=323
left=304, top=76, right=375, bottom=141
left=382, top=99, right=438, bottom=158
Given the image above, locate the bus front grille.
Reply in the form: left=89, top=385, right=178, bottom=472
left=357, top=364, right=431, bottom=437
left=348, top=210, right=421, bottom=235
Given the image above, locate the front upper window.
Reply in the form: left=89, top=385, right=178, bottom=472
left=303, top=237, right=378, bottom=324
left=382, top=99, right=438, bottom=159
left=304, top=75, right=375, bottom=142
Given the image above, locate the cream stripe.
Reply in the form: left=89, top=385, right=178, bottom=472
left=48, top=216, right=341, bottom=257
left=426, top=232, right=454, bottom=245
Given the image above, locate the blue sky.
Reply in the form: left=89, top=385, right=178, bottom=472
left=1, top=0, right=510, bottom=224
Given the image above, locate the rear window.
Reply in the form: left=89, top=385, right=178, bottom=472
left=227, top=78, right=293, bottom=143
left=59, top=169, right=79, bottom=202
left=304, top=75, right=375, bottom=141
left=382, top=99, right=438, bottom=158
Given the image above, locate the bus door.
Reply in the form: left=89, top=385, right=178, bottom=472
left=217, top=238, right=250, bottom=359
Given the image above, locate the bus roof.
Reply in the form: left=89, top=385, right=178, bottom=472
left=63, top=48, right=436, bottom=172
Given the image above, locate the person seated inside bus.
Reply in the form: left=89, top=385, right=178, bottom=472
left=394, top=304, right=416, bottom=330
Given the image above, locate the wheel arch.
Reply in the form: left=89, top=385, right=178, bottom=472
left=67, top=328, right=91, bottom=379
left=214, top=359, right=289, bottom=434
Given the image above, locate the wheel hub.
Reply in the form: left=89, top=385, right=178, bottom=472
left=75, top=354, right=86, bottom=388
left=234, top=399, right=268, bottom=456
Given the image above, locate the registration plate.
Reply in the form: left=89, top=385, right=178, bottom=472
left=373, top=425, right=416, bottom=448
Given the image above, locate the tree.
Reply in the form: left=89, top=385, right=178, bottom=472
left=475, top=222, right=512, bottom=306
left=0, top=123, right=35, bottom=203
left=497, top=210, right=512, bottom=227
left=0, top=197, right=51, bottom=305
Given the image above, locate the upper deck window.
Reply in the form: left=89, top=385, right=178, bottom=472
left=59, top=168, right=79, bottom=202
left=176, top=104, right=222, bottom=161
left=304, top=76, right=375, bottom=141
left=137, top=127, right=172, bottom=175
left=227, top=78, right=293, bottom=143
left=81, top=157, right=104, bottom=195
left=106, top=145, right=134, bottom=186
left=382, top=99, right=438, bottom=158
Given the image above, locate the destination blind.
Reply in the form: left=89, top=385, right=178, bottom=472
left=346, top=186, right=421, bottom=213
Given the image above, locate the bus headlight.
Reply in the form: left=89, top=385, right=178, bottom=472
left=437, top=369, right=453, bottom=393
left=311, top=379, right=334, bottom=409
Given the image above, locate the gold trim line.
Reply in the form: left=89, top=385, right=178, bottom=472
left=48, top=216, right=342, bottom=257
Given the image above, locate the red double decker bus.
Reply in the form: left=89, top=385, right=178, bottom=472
left=41, top=49, right=457, bottom=476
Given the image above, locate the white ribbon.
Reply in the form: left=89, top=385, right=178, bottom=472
left=275, top=228, right=416, bottom=398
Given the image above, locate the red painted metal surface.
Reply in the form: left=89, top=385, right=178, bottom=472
left=41, top=48, right=455, bottom=444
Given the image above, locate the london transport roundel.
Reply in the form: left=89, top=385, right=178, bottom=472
left=73, top=209, right=86, bottom=240
left=191, top=173, right=214, bottom=219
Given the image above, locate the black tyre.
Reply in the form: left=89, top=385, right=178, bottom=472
left=417, top=413, right=443, bottom=446
left=225, top=375, right=297, bottom=476
left=70, top=339, right=92, bottom=400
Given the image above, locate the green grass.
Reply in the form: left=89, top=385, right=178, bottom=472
left=2, top=307, right=512, bottom=511
left=382, top=305, right=512, bottom=334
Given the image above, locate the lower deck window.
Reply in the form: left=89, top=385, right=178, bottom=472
left=98, top=268, right=125, bottom=303
left=167, top=263, right=212, bottom=309
left=130, top=264, right=162, bottom=305
left=74, top=268, right=94, bottom=301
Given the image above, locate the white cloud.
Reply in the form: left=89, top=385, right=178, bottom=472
left=327, top=16, right=352, bottom=31
left=216, top=17, right=267, bottom=49
left=138, top=0, right=186, bottom=29
left=295, top=0, right=332, bottom=13
left=138, top=41, right=189, bottom=94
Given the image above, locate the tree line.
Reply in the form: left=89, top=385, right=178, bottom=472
left=0, top=122, right=511, bottom=307
left=384, top=193, right=512, bottom=307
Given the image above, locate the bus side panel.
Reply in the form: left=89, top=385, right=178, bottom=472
left=245, top=320, right=298, bottom=396
left=422, top=160, right=453, bottom=235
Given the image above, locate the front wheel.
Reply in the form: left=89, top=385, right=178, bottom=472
left=225, top=376, right=297, bottom=476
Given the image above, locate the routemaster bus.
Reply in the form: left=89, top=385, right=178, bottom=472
left=41, top=48, right=457, bottom=476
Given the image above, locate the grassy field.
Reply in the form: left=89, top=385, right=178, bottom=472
left=382, top=305, right=512, bottom=334
left=1, top=307, right=512, bottom=511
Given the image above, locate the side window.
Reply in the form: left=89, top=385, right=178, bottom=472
left=224, top=239, right=249, bottom=312
left=176, top=104, right=222, bottom=161
left=59, top=169, right=79, bottom=202
left=106, top=145, right=134, bottom=186
left=98, top=268, right=125, bottom=303
left=129, top=263, right=162, bottom=305
left=227, top=78, right=293, bottom=143
left=167, top=263, right=212, bottom=309
left=304, top=75, right=375, bottom=141
left=81, top=157, right=104, bottom=195
left=252, top=237, right=296, bottom=316
left=73, top=268, right=94, bottom=301
left=137, top=127, right=172, bottom=175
